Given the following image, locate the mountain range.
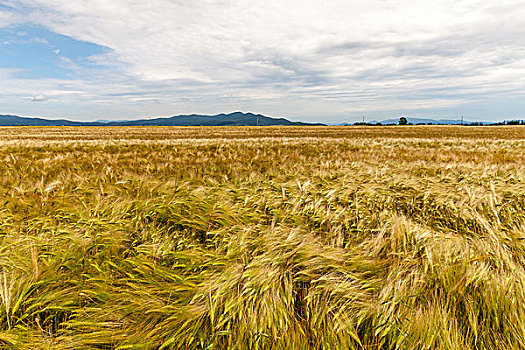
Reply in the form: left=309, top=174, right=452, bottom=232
left=0, top=113, right=503, bottom=126
left=0, top=112, right=321, bottom=126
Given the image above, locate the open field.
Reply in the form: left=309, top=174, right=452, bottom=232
left=0, top=126, right=524, bottom=349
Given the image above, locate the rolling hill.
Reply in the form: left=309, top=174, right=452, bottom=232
left=0, top=112, right=322, bottom=126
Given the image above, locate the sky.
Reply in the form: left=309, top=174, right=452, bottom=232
left=1, top=0, right=525, bottom=123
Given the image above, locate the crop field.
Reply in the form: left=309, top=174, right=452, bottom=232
left=0, top=125, right=524, bottom=349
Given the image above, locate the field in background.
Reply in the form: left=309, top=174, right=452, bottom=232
left=0, top=126, right=524, bottom=349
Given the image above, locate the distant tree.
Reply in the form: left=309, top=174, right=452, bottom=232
left=399, top=117, right=408, bottom=125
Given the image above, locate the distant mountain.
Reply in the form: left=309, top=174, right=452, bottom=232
left=0, top=112, right=323, bottom=126
left=105, top=112, right=321, bottom=126
left=94, top=119, right=130, bottom=124
left=0, top=114, right=91, bottom=126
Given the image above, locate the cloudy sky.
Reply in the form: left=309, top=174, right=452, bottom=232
left=1, top=0, right=525, bottom=123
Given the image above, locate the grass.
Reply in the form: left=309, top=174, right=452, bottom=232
left=0, top=125, right=524, bottom=349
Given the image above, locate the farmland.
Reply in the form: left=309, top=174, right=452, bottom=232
left=0, top=126, right=524, bottom=349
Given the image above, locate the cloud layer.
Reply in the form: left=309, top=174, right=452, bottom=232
left=2, top=0, right=525, bottom=122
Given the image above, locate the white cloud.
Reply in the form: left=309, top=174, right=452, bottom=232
left=31, top=94, right=48, bottom=101
left=3, top=0, right=525, bottom=121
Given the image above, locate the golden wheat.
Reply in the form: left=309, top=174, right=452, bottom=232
left=0, top=126, right=523, bottom=349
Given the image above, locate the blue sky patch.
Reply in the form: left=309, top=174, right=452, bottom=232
left=0, top=25, right=108, bottom=79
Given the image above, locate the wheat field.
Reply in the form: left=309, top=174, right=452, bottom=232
left=0, top=126, right=524, bottom=349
